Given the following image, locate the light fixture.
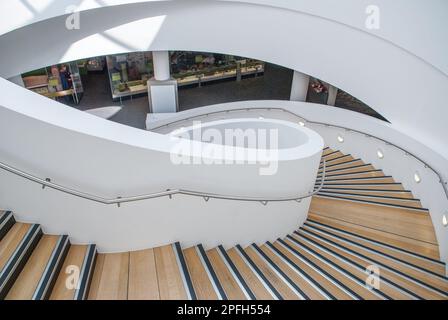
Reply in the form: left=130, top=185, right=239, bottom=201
left=258, top=116, right=264, bottom=120
left=377, top=149, right=384, bottom=159
left=443, top=214, right=448, bottom=227
left=298, top=121, right=305, bottom=127
left=414, top=171, right=421, bottom=183
left=337, top=135, right=344, bottom=143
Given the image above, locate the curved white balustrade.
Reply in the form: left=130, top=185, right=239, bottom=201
left=0, top=78, right=323, bottom=251
left=148, top=100, right=448, bottom=264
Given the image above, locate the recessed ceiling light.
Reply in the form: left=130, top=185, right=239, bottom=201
left=414, top=172, right=421, bottom=183
left=337, top=135, right=344, bottom=143
left=298, top=121, right=305, bottom=127
left=258, top=116, right=264, bottom=120
left=377, top=149, right=384, bottom=159
left=443, top=214, right=447, bottom=227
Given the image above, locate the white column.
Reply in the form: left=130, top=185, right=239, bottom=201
left=147, top=51, right=178, bottom=114
left=327, top=84, right=338, bottom=106
left=290, top=71, right=309, bottom=101
left=153, top=51, right=170, bottom=81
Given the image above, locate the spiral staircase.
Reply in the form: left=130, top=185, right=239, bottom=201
left=1, top=147, right=447, bottom=300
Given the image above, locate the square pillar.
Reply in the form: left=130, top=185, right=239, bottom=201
left=147, top=78, right=179, bottom=113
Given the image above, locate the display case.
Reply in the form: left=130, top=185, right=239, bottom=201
left=106, top=52, right=153, bottom=101
left=21, top=60, right=84, bottom=104
left=170, top=51, right=264, bottom=87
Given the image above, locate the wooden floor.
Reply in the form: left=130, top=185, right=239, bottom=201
left=1, top=147, right=447, bottom=300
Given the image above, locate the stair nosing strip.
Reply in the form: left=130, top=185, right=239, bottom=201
left=196, top=244, right=227, bottom=300
left=319, top=187, right=411, bottom=193
left=74, top=244, right=97, bottom=300
left=173, top=242, right=197, bottom=300
left=32, top=235, right=70, bottom=300
left=293, top=230, right=420, bottom=300
left=306, top=218, right=445, bottom=266
left=313, top=194, right=429, bottom=212
left=235, top=244, right=282, bottom=300
left=217, top=245, right=255, bottom=300
left=265, top=241, right=334, bottom=300
left=251, top=243, right=308, bottom=300
left=0, top=224, right=42, bottom=295
left=302, top=224, right=448, bottom=281
left=277, top=238, right=360, bottom=300
left=297, top=228, right=448, bottom=297
left=316, top=190, right=420, bottom=202
left=286, top=234, right=387, bottom=300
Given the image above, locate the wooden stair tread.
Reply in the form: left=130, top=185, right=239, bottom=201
left=49, top=245, right=87, bottom=300
left=259, top=244, right=326, bottom=299
left=5, top=235, right=59, bottom=300
left=297, top=228, right=446, bottom=300
left=183, top=247, right=217, bottom=300
left=154, top=244, right=187, bottom=300
left=128, top=248, right=159, bottom=300
left=310, top=197, right=437, bottom=244
left=88, top=252, right=129, bottom=300
left=271, top=241, right=353, bottom=300
left=244, top=246, right=300, bottom=300
left=206, top=248, right=246, bottom=300
left=227, top=247, right=273, bottom=300
left=0, top=223, right=31, bottom=271
left=305, top=219, right=445, bottom=276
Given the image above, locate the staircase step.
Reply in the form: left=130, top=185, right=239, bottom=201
left=317, top=176, right=395, bottom=184
left=318, top=170, right=385, bottom=180
left=319, top=159, right=365, bottom=172
left=289, top=233, right=410, bottom=299
left=183, top=246, right=218, bottom=300
left=0, top=211, right=15, bottom=241
left=128, top=248, right=159, bottom=300
left=0, top=223, right=42, bottom=298
left=296, top=228, right=447, bottom=300
left=247, top=244, right=304, bottom=300
left=226, top=247, right=274, bottom=299
left=284, top=235, right=380, bottom=300
left=207, top=247, right=249, bottom=299
left=275, top=239, right=355, bottom=299
left=320, top=155, right=355, bottom=166
left=297, top=228, right=448, bottom=298
left=316, top=191, right=423, bottom=209
left=320, top=164, right=376, bottom=175
left=305, top=220, right=445, bottom=276
left=50, top=244, right=92, bottom=300
left=173, top=242, right=196, bottom=300
left=308, top=212, right=440, bottom=261
left=318, top=188, right=414, bottom=199
left=153, top=243, right=189, bottom=300
left=88, top=252, right=129, bottom=300
left=6, top=235, right=60, bottom=299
